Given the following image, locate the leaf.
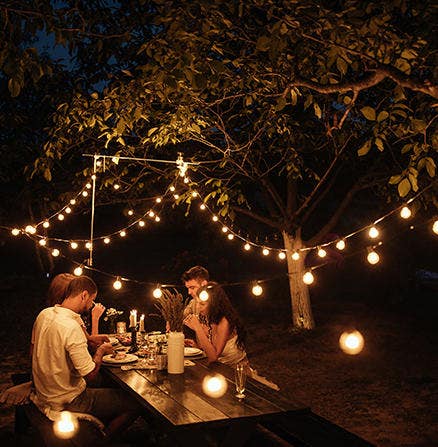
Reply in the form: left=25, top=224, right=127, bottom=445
left=389, top=174, right=402, bottom=185
left=275, top=97, right=287, bottom=111
left=313, top=103, right=322, bottom=119
left=425, top=157, right=436, bottom=177
left=91, top=92, right=99, bottom=99
left=44, top=168, right=52, bottom=182
left=357, top=140, right=372, bottom=156
left=8, top=78, right=21, bottom=97
left=148, top=127, right=158, bottom=136
left=398, top=178, right=411, bottom=197
left=401, top=49, right=417, bottom=60
left=375, top=138, right=384, bottom=151
left=360, top=106, right=376, bottom=121
left=377, top=111, right=389, bottom=122
left=336, top=57, right=347, bottom=75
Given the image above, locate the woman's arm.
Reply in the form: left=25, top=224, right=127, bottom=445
left=91, top=303, right=105, bottom=335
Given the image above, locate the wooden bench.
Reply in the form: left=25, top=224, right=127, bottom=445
left=259, top=410, right=375, bottom=447
left=12, top=373, right=107, bottom=447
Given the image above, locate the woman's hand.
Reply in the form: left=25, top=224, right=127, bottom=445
left=92, top=303, right=105, bottom=320
left=184, top=338, right=197, bottom=347
left=183, top=314, right=202, bottom=331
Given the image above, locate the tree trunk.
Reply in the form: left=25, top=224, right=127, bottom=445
left=282, top=231, right=315, bottom=330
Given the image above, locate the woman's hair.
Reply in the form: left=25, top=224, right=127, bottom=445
left=47, top=273, right=75, bottom=306
left=199, top=282, right=246, bottom=349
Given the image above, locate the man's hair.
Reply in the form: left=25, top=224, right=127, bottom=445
left=65, top=276, right=97, bottom=299
left=181, top=265, right=210, bottom=283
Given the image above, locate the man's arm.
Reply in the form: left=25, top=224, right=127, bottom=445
left=84, top=342, right=113, bottom=383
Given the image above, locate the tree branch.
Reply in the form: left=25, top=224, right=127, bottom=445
left=231, top=206, right=283, bottom=231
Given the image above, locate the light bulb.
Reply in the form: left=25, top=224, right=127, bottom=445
left=367, top=250, right=380, bottom=264
left=82, top=191, right=88, bottom=197
left=169, top=185, right=175, bottom=192
left=128, top=209, right=134, bottom=216
left=202, top=374, right=227, bottom=398
left=317, top=247, right=327, bottom=258
left=200, top=204, right=206, bottom=210
left=212, top=215, right=218, bottom=222
left=113, top=278, right=122, bottom=290
left=65, top=207, right=72, bottom=214
left=70, top=199, right=76, bottom=205
left=303, top=271, right=314, bottom=285
left=262, top=248, right=269, bottom=256
left=244, top=243, right=251, bottom=251
left=191, top=191, right=198, bottom=197
left=368, top=226, right=379, bottom=239
left=113, top=184, right=120, bottom=190
left=52, top=249, right=60, bottom=257
left=184, top=177, right=189, bottom=183
left=400, top=206, right=411, bottom=219
left=86, top=183, right=92, bottom=189
left=336, top=239, right=346, bottom=250
left=43, top=221, right=50, bottom=228
left=155, top=197, right=162, bottom=203
left=103, top=237, right=110, bottom=244
left=11, top=228, right=20, bottom=236
left=173, top=194, right=179, bottom=200
left=39, top=239, right=47, bottom=246
left=291, top=251, right=300, bottom=261
left=25, top=225, right=36, bottom=234
left=70, top=242, right=78, bottom=249
left=148, top=210, right=155, bottom=217
left=120, top=230, right=126, bottom=237
left=252, top=284, right=263, bottom=296
left=199, top=290, right=209, bottom=301
left=153, top=287, right=163, bottom=298
left=138, top=220, right=145, bottom=227
left=155, top=216, right=160, bottom=222
left=339, top=330, right=364, bottom=355
left=85, top=242, right=92, bottom=249
left=222, top=226, right=228, bottom=233
left=91, top=174, right=96, bottom=180
left=74, top=266, right=83, bottom=276
left=58, top=214, right=65, bottom=221
left=278, top=252, right=286, bottom=260
left=432, top=219, right=438, bottom=235
left=227, top=233, right=234, bottom=240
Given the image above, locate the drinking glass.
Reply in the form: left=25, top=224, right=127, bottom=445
left=235, top=362, right=247, bottom=399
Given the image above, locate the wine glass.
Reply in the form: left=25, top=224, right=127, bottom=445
left=235, top=362, right=247, bottom=399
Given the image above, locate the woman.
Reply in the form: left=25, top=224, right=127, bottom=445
left=183, top=282, right=279, bottom=390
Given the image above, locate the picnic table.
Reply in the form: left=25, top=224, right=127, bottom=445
left=102, top=357, right=309, bottom=446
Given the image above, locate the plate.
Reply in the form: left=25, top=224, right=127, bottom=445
left=184, top=347, right=203, bottom=357
left=102, top=353, right=138, bottom=364
left=108, top=336, right=119, bottom=346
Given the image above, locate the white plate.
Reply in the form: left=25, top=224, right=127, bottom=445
left=108, top=336, right=119, bottom=346
left=184, top=347, right=203, bottom=357
left=102, top=354, right=138, bottom=364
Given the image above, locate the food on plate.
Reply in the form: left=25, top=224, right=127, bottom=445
left=112, top=351, right=127, bottom=361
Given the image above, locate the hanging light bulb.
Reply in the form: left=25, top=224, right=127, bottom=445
left=252, top=283, right=263, bottom=296
left=169, top=185, right=175, bottom=192
left=58, top=214, right=65, bottom=221
left=367, top=248, right=380, bottom=265
left=85, top=242, right=92, bottom=250
left=155, top=197, right=162, bottom=203
left=52, top=248, right=60, bottom=257
left=70, top=199, right=76, bottom=205
left=113, top=277, right=122, bottom=290
left=148, top=210, right=155, bottom=217
left=65, top=207, right=72, bottom=214
left=432, top=219, right=438, bottom=235
left=155, top=216, right=160, bottom=222
left=199, top=290, right=209, bottom=302
left=128, top=209, right=134, bottom=216
left=173, top=194, right=179, bottom=200
left=303, top=271, right=314, bottom=285
left=53, top=411, right=78, bottom=440
left=103, top=237, right=110, bottom=244
left=244, top=243, right=251, bottom=251
left=368, top=226, right=379, bottom=239
left=200, top=203, right=206, bottom=210
left=212, top=215, right=218, bottom=222
left=86, top=183, right=92, bottom=189
left=317, top=247, right=327, bottom=258
left=227, top=233, right=234, bottom=240
left=400, top=206, right=411, bottom=219
left=120, top=230, right=126, bottom=237
left=221, top=226, right=228, bottom=233
left=70, top=241, right=78, bottom=249
left=39, top=239, right=47, bottom=246
left=43, top=221, right=50, bottom=228
left=91, top=174, right=96, bottom=181
left=96, top=160, right=102, bottom=167
left=111, top=156, right=119, bottom=163
left=153, top=286, right=163, bottom=298
left=25, top=225, right=36, bottom=234
left=82, top=191, right=88, bottom=197
left=113, top=184, right=120, bottom=190
left=339, top=330, right=365, bottom=355
left=191, top=191, right=198, bottom=197
left=336, top=239, right=346, bottom=250
left=138, top=220, right=145, bottom=227
left=202, top=374, right=227, bottom=398
left=291, top=251, right=300, bottom=261
left=73, top=266, right=83, bottom=276
left=262, top=248, right=270, bottom=256
left=11, top=228, right=20, bottom=236
left=278, top=252, right=286, bottom=260
left=184, top=177, right=190, bottom=184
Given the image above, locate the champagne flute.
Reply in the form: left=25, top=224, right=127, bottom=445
left=235, top=362, right=247, bottom=399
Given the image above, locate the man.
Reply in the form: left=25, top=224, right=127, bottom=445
left=181, top=265, right=209, bottom=317
left=31, top=276, right=140, bottom=438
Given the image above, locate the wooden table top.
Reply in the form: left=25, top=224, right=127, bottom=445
left=102, top=357, right=309, bottom=429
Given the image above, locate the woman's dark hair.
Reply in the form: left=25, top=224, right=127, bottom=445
left=47, top=273, right=75, bottom=306
left=200, top=282, right=246, bottom=349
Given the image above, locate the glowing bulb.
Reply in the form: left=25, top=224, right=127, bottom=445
left=70, top=242, right=78, bottom=249
left=74, top=266, right=83, bottom=276
left=262, top=248, right=269, bottom=256
left=57, top=214, right=65, bottom=221
left=103, top=237, right=110, bottom=244
left=82, top=191, right=88, bottom=197
left=339, top=330, right=364, bottom=355
left=114, top=184, right=120, bottom=190
left=227, top=233, right=234, bottom=240
left=65, top=207, right=72, bottom=214
left=303, top=271, right=314, bottom=285
left=111, top=156, right=118, bottom=163
left=202, top=374, right=227, bottom=398
left=91, top=174, right=96, bottom=180
left=113, top=278, right=122, bottom=290
left=191, top=191, right=198, bottom=197
left=85, top=242, right=92, bottom=250
left=153, top=287, right=163, bottom=298
left=120, top=230, right=126, bottom=237
left=368, top=226, right=379, bottom=239
left=96, top=160, right=102, bottom=167
left=53, top=411, right=78, bottom=439
left=70, top=199, right=76, bottom=205
left=291, top=251, right=300, bottom=261
left=199, top=290, right=209, bottom=301
left=39, top=239, right=47, bottom=246
left=244, top=243, right=251, bottom=251
left=148, top=210, right=155, bottom=217
left=51, top=249, right=60, bottom=257
left=221, top=226, right=228, bottom=233
left=317, top=247, right=327, bottom=258
left=336, top=239, right=346, bottom=250
left=86, top=183, right=92, bottom=189
left=11, top=228, right=20, bottom=236
left=278, top=252, right=286, bottom=260
left=169, top=186, right=175, bottom=192
left=400, top=206, right=411, bottom=219
left=173, top=194, right=179, bottom=200
left=252, top=284, right=263, bottom=296
left=155, top=216, right=160, bottom=222
left=138, top=220, right=145, bottom=227
left=433, top=220, right=438, bottom=235
left=128, top=209, right=134, bottom=216
left=25, top=225, right=36, bottom=234
left=367, top=250, right=380, bottom=265
left=155, top=197, right=162, bottom=203
left=43, top=221, right=50, bottom=228
left=200, top=203, right=206, bottom=210
left=184, top=177, right=189, bottom=183
left=212, top=215, right=218, bottom=222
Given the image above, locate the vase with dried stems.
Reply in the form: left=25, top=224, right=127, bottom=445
left=154, top=289, right=187, bottom=374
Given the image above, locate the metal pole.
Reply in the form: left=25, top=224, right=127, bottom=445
left=89, top=156, right=98, bottom=266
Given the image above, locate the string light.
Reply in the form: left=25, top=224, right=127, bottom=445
left=291, top=251, right=300, bottom=261
left=155, top=197, right=162, bottom=203
left=367, top=248, right=380, bottom=265
left=73, top=266, right=83, bottom=276
left=70, top=242, right=78, bottom=249
left=212, top=215, right=218, bottom=222
left=138, top=220, right=145, bottom=227
left=57, top=214, right=65, bottom=221
left=339, top=330, right=364, bottom=355
left=173, top=194, right=179, bottom=200
left=221, top=226, right=228, bottom=233
left=39, top=239, right=47, bottom=246
left=11, top=228, right=20, bottom=236
left=278, top=251, right=286, bottom=260
left=433, top=219, right=438, bottom=235
left=169, top=186, right=175, bottom=192
left=368, top=226, right=379, bottom=239
left=113, top=277, right=122, bottom=290
left=202, top=374, right=227, bottom=398
left=227, top=234, right=234, bottom=240
left=43, top=221, right=50, bottom=228
left=252, top=283, right=263, bottom=296
left=155, top=216, right=160, bottom=222
left=82, top=191, right=88, bottom=197
left=70, top=199, right=76, bottom=205
left=85, top=183, right=92, bottom=189
left=113, top=184, right=120, bottom=190
left=148, top=210, right=155, bottom=217
left=85, top=242, right=92, bottom=250
left=119, top=230, right=126, bottom=237
left=303, top=271, right=314, bottom=285
left=153, top=286, right=163, bottom=298
left=262, top=248, right=270, bottom=256
left=336, top=239, right=346, bottom=250
left=52, top=248, right=60, bottom=257
left=244, top=243, right=251, bottom=251
left=400, top=206, right=411, bottom=219
left=103, top=237, right=110, bottom=244
left=128, top=210, right=134, bottom=216
left=25, top=225, right=36, bottom=234
left=65, top=207, right=72, bottom=214
left=317, top=247, right=327, bottom=258
left=200, top=203, right=206, bottom=210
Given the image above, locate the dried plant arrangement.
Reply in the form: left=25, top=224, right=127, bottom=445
left=154, top=289, right=187, bottom=332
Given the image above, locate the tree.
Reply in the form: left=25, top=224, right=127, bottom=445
left=2, top=0, right=437, bottom=328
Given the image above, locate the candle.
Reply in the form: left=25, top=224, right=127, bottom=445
left=139, top=314, right=145, bottom=332
left=129, top=310, right=137, bottom=328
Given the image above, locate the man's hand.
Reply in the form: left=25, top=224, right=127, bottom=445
left=87, top=334, right=110, bottom=352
